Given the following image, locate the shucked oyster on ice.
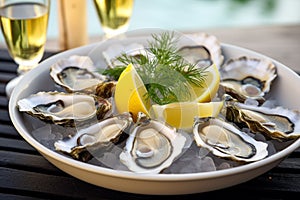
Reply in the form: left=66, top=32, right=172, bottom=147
left=193, top=117, right=268, bottom=162
left=177, top=32, right=224, bottom=68
left=219, top=56, right=277, bottom=104
left=119, top=112, right=187, bottom=174
left=50, top=55, right=107, bottom=93
left=17, top=91, right=111, bottom=127
left=54, top=112, right=133, bottom=162
left=102, top=43, right=149, bottom=68
left=223, top=96, right=300, bottom=141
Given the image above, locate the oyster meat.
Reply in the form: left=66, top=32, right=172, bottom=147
left=224, top=97, right=300, bottom=141
left=119, top=112, right=187, bottom=174
left=178, top=32, right=224, bottom=68
left=50, top=55, right=107, bottom=93
left=17, top=91, right=111, bottom=126
left=54, top=112, right=133, bottom=162
left=193, top=117, right=268, bottom=162
left=219, top=56, right=277, bottom=104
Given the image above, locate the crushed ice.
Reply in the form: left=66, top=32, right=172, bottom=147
left=29, top=98, right=294, bottom=174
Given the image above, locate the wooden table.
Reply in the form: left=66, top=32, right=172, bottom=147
left=1, top=25, right=300, bottom=199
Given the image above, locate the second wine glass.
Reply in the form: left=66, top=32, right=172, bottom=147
left=93, top=0, right=134, bottom=39
left=0, top=0, right=50, bottom=97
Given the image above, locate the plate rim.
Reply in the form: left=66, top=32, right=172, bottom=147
left=8, top=39, right=300, bottom=184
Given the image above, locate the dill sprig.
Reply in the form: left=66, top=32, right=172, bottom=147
left=102, top=32, right=208, bottom=105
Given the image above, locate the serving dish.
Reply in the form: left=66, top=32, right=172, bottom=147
left=9, top=31, right=300, bottom=195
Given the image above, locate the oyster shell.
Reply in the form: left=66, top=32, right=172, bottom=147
left=178, top=32, right=224, bottom=68
left=223, top=97, right=300, bottom=141
left=219, top=56, right=277, bottom=104
left=54, top=112, right=133, bottom=162
left=17, top=91, right=111, bottom=126
left=193, top=117, right=268, bottom=162
left=94, top=81, right=117, bottom=99
left=50, top=55, right=107, bottom=93
left=119, top=112, right=186, bottom=174
left=102, top=43, right=148, bottom=69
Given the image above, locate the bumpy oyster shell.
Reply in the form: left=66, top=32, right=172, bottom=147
left=119, top=112, right=187, bottom=174
left=94, top=81, right=117, bottom=99
left=103, top=32, right=224, bottom=70
left=17, top=91, right=111, bottom=127
left=193, top=117, right=268, bottom=162
left=50, top=55, right=107, bottom=93
left=223, top=96, right=300, bottom=141
left=54, top=112, right=133, bottom=162
left=220, top=56, right=277, bottom=104
left=102, top=43, right=148, bottom=69
left=178, top=32, right=224, bottom=68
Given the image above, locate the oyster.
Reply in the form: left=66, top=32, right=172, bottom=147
left=178, top=32, right=224, bottom=68
left=119, top=112, right=187, bottom=174
left=219, top=56, right=277, bottom=104
left=193, top=117, right=268, bottom=162
left=50, top=55, right=107, bottom=93
left=17, top=91, right=111, bottom=126
left=224, top=97, right=300, bottom=141
left=94, top=81, right=117, bottom=99
left=102, top=43, right=148, bottom=68
left=54, top=112, right=133, bottom=162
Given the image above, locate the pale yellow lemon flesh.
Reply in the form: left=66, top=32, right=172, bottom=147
left=114, top=64, right=150, bottom=121
left=191, top=63, right=220, bottom=103
left=150, top=101, right=224, bottom=129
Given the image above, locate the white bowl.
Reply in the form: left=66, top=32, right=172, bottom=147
left=9, top=33, right=300, bottom=195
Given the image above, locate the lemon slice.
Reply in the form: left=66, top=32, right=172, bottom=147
left=114, top=63, right=150, bottom=120
left=191, top=63, right=220, bottom=102
left=150, top=101, right=224, bottom=129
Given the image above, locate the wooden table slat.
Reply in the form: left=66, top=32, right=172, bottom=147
left=0, top=193, right=49, bottom=200
left=0, top=124, right=19, bottom=138
left=0, top=96, right=8, bottom=108
left=0, top=150, right=65, bottom=175
left=0, top=108, right=11, bottom=123
left=0, top=137, right=37, bottom=153
left=0, top=61, right=17, bottom=74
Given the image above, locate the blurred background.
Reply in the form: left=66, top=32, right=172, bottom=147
left=1, top=0, right=300, bottom=51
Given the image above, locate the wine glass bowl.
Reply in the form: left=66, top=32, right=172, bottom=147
left=0, top=0, right=49, bottom=97
left=93, top=0, right=134, bottom=38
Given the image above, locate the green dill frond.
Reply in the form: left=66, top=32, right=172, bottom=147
left=100, top=31, right=208, bottom=105
left=101, top=66, right=126, bottom=80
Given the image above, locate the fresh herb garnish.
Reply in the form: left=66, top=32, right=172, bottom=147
left=102, top=32, right=208, bottom=105
left=102, top=66, right=126, bottom=80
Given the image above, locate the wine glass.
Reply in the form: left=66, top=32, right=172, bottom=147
left=0, top=0, right=50, bottom=98
left=93, top=0, right=134, bottom=39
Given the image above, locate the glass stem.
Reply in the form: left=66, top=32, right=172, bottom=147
left=17, top=64, right=37, bottom=75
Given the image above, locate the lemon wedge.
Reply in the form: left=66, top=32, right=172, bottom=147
left=191, top=63, right=220, bottom=102
left=114, top=63, right=151, bottom=121
left=150, top=101, right=224, bottom=129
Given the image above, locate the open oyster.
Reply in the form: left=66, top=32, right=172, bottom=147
left=193, top=117, right=268, bottom=162
left=94, top=81, right=117, bottom=99
left=17, top=91, right=111, bottom=127
left=54, top=112, right=133, bottom=162
left=102, top=43, right=148, bottom=68
left=50, top=55, right=107, bottom=93
left=178, top=32, right=224, bottom=68
left=119, top=112, right=187, bottom=174
left=219, top=56, right=277, bottom=104
left=224, top=97, right=300, bottom=141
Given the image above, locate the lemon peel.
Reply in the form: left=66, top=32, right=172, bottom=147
left=150, top=101, right=224, bottom=129
left=114, top=64, right=150, bottom=121
left=191, top=63, right=220, bottom=103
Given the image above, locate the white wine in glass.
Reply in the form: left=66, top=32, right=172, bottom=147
left=0, top=0, right=49, bottom=97
left=94, top=0, right=134, bottom=38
